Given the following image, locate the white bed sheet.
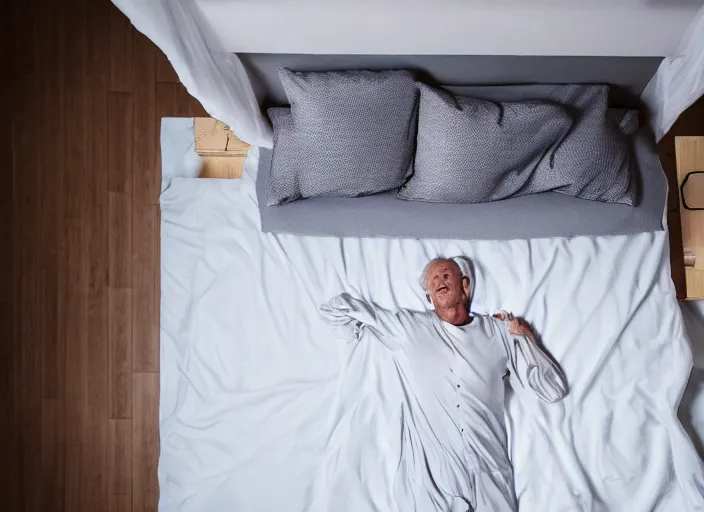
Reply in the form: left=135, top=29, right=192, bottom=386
left=159, top=122, right=704, bottom=511
left=681, top=302, right=704, bottom=465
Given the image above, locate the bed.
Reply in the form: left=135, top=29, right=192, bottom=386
left=159, top=118, right=704, bottom=511
left=112, top=1, right=704, bottom=508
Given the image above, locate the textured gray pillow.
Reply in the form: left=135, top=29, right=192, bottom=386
left=398, top=84, right=572, bottom=203
left=267, top=108, right=301, bottom=206
left=255, top=126, right=667, bottom=241
left=529, top=84, right=634, bottom=205
left=400, top=84, right=635, bottom=205
left=266, top=68, right=417, bottom=206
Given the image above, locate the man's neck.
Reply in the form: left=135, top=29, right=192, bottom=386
left=435, top=303, right=471, bottom=326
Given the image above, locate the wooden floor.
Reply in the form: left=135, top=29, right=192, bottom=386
left=3, top=2, right=205, bottom=510
left=3, top=1, right=704, bottom=511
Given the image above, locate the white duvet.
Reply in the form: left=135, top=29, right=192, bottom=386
left=159, top=147, right=704, bottom=511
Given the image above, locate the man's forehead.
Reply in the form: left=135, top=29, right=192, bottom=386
left=428, top=260, right=459, bottom=273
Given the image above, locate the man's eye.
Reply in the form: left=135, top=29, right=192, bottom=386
left=444, top=274, right=449, bottom=279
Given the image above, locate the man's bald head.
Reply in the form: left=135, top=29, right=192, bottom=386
left=420, top=258, right=460, bottom=292
left=421, top=258, right=472, bottom=319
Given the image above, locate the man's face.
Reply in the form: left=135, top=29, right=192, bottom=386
left=425, top=260, right=470, bottom=310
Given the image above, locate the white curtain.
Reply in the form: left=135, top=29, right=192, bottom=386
left=112, top=0, right=273, bottom=148
left=642, top=6, right=704, bottom=142
left=115, top=0, right=703, bottom=147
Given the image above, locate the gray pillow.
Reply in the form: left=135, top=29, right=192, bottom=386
left=398, top=84, right=573, bottom=203
left=608, top=108, right=640, bottom=136
left=529, top=84, right=634, bottom=205
left=267, top=107, right=301, bottom=206
left=266, top=68, right=417, bottom=206
left=255, top=126, right=666, bottom=241
left=400, top=84, right=635, bottom=205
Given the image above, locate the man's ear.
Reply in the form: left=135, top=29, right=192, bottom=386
left=461, top=276, right=470, bottom=297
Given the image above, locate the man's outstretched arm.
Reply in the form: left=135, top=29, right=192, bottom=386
left=495, top=312, right=568, bottom=404
left=319, top=293, right=407, bottom=350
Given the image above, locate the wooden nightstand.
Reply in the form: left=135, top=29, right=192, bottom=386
left=194, top=117, right=250, bottom=178
left=675, top=136, right=704, bottom=300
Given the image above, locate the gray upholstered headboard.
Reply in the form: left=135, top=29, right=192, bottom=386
left=239, top=54, right=662, bottom=108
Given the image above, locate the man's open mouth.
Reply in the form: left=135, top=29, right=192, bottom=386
left=436, top=285, right=448, bottom=293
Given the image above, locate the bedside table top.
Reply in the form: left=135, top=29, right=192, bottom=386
left=194, top=117, right=249, bottom=156
left=193, top=117, right=250, bottom=179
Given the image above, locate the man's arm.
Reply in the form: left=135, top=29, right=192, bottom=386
left=494, top=312, right=568, bottom=404
left=319, top=293, right=408, bottom=350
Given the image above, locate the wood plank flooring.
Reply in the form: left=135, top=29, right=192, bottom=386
left=2, top=1, right=704, bottom=510
left=4, top=2, right=205, bottom=510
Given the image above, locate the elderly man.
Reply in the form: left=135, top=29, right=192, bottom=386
left=320, top=256, right=567, bottom=512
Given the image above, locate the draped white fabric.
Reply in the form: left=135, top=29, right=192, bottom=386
left=115, top=1, right=703, bottom=146
left=642, top=5, right=704, bottom=142
left=112, top=0, right=273, bottom=147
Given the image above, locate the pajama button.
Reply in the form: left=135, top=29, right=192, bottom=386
left=457, top=384, right=460, bottom=388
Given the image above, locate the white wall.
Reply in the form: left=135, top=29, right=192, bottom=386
left=198, top=0, right=702, bottom=56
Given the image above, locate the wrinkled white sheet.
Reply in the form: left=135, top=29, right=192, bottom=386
left=159, top=149, right=704, bottom=511
left=681, top=301, right=704, bottom=464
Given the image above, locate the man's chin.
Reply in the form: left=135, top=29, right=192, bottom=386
left=434, top=298, right=454, bottom=309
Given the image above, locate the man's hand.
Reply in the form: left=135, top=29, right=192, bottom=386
left=508, top=317, right=533, bottom=337
left=493, top=311, right=534, bottom=337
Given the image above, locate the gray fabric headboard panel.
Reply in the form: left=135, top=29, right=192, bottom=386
left=239, top=54, right=662, bottom=107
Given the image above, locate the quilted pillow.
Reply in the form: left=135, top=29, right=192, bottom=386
left=398, top=84, right=572, bottom=203
left=267, top=108, right=301, bottom=206
left=527, top=84, right=635, bottom=205
left=266, top=68, right=417, bottom=206
left=399, top=84, right=635, bottom=205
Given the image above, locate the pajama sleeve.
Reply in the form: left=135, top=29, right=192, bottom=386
left=319, top=293, right=408, bottom=350
left=497, top=316, right=568, bottom=404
